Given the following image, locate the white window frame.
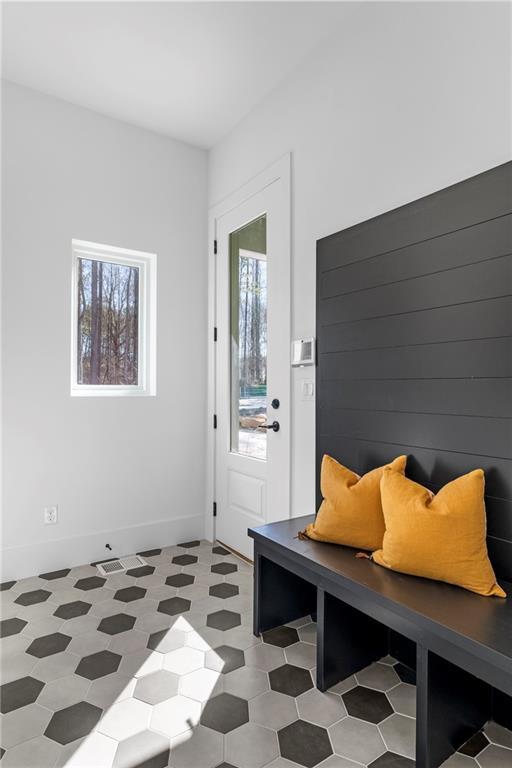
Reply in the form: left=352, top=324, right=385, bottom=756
left=71, top=239, right=157, bottom=397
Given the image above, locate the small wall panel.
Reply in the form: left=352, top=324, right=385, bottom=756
left=316, top=162, right=512, bottom=583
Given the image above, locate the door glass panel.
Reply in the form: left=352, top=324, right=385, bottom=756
left=230, top=214, right=267, bottom=459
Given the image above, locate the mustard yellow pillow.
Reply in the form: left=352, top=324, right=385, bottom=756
left=373, top=468, right=506, bottom=598
left=302, top=454, right=407, bottom=551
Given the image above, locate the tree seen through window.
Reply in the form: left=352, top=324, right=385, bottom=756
left=77, top=258, right=139, bottom=386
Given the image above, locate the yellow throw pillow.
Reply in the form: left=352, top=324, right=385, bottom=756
left=373, top=468, right=506, bottom=598
left=302, top=454, right=407, bottom=551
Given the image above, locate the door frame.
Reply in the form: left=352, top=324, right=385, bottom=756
left=206, top=154, right=291, bottom=546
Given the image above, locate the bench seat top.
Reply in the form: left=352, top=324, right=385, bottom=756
left=249, top=515, right=512, bottom=679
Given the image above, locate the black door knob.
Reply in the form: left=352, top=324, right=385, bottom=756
left=271, top=398, right=280, bottom=410
left=261, top=421, right=280, bottom=432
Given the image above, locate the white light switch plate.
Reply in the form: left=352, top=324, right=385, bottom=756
left=302, top=380, right=314, bottom=401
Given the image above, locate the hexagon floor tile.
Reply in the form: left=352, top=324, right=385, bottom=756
left=134, top=669, right=179, bottom=704
left=206, top=609, right=241, bottom=631
left=179, top=667, right=223, bottom=703
left=96, top=696, right=152, bottom=741
left=342, top=685, right=393, bottom=723
left=379, top=713, right=416, bottom=760
left=126, top=565, right=155, bottom=578
left=368, top=753, right=415, bottom=768
left=172, top=554, right=198, bottom=566
left=248, top=690, right=298, bottom=731
left=329, top=716, right=387, bottom=765
left=225, top=722, right=279, bottom=768
left=262, top=625, right=299, bottom=648
left=151, top=694, right=201, bottom=738
left=14, top=589, right=52, bottom=607
left=40, top=569, right=71, bottom=581
left=75, top=576, right=106, bottom=591
left=209, top=582, right=239, bottom=599
left=269, top=664, right=314, bottom=697
left=296, top=687, right=346, bottom=727
left=0, top=676, right=45, bottom=714
left=137, top=549, right=162, bottom=558
left=0, top=618, right=28, bottom=639
left=26, top=632, right=71, bottom=658
left=158, top=596, right=191, bottom=616
left=64, top=732, right=119, bottom=767
left=171, top=724, right=223, bottom=768
left=53, top=600, right=91, bottom=620
left=98, top=613, right=136, bottom=635
left=278, top=719, right=333, bottom=767
left=75, top=649, right=122, bottom=680
left=45, top=701, right=103, bottom=745
left=211, top=562, right=237, bottom=575
left=201, top=692, right=249, bottom=733
left=212, top=546, right=230, bottom=556
left=114, top=586, right=147, bottom=603
left=164, top=646, right=204, bottom=675
left=205, top=645, right=245, bottom=674
left=356, top=661, right=400, bottom=692
left=2, top=541, right=512, bottom=768
left=167, top=573, right=195, bottom=588
left=114, top=730, right=170, bottom=768
left=223, top=665, right=269, bottom=700
left=148, top=627, right=189, bottom=653
left=245, top=642, right=285, bottom=672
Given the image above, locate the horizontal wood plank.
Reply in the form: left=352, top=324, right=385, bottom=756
left=320, top=215, right=512, bottom=297
left=319, top=338, right=512, bottom=381
left=318, top=162, right=512, bottom=272
left=319, top=253, right=512, bottom=326
left=320, top=409, right=511, bottom=459
left=320, top=378, right=512, bottom=418
left=321, top=296, right=512, bottom=353
left=487, top=537, right=512, bottom=584
left=485, top=499, right=512, bottom=542
left=317, top=436, right=512, bottom=502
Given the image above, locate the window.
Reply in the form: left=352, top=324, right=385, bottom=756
left=71, top=240, right=156, bottom=396
left=230, top=214, right=267, bottom=460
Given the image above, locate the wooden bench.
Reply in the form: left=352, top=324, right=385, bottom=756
left=249, top=515, right=512, bottom=768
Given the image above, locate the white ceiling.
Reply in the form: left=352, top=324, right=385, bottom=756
left=2, top=1, right=352, bottom=148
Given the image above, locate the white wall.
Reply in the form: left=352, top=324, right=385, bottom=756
left=2, top=82, right=208, bottom=579
left=209, top=1, right=512, bottom=520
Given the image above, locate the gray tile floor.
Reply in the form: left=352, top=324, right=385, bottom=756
left=1, top=540, right=511, bottom=768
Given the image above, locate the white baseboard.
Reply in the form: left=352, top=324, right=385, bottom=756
left=1, top=514, right=206, bottom=581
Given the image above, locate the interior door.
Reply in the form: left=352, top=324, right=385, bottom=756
left=214, top=172, right=290, bottom=559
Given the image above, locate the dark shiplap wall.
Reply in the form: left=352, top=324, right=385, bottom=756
left=316, top=162, right=512, bottom=583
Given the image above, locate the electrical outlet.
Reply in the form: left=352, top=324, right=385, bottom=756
left=44, top=506, right=58, bottom=525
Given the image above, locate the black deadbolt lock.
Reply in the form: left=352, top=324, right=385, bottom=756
left=271, top=398, right=280, bottom=410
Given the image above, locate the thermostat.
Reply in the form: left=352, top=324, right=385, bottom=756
left=291, top=338, right=316, bottom=367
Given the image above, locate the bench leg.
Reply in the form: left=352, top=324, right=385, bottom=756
left=316, top=589, right=388, bottom=692
left=416, top=645, right=491, bottom=768
left=493, top=689, right=512, bottom=730
left=253, top=550, right=317, bottom=636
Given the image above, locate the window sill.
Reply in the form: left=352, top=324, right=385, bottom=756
left=70, top=387, right=156, bottom=398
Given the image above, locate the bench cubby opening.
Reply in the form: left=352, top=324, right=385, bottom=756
left=253, top=551, right=317, bottom=635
